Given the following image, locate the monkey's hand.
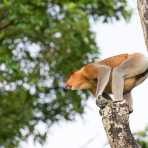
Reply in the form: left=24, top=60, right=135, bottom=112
left=96, top=95, right=109, bottom=109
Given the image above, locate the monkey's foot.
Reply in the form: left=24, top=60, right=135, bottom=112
left=113, top=99, right=133, bottom=114
left=128, top=106, right=133, bottom=114
left=96, top=96, right=109, bottom=109
left=112, top=99, right=125, bottom=103
left=129, top=109, right=133, bottom=114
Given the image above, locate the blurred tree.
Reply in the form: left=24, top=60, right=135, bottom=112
left=135, top=126, right=148, bottom=148
left=0, top=0, right=131, bottom=147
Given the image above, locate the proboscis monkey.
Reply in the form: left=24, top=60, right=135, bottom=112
left=65, top=53, right=148, bottom=112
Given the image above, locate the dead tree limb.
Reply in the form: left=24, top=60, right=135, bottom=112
left=94, top=1, right=148, bottom=147
left=137, top=0, right=148, bottom=49
left=95, top=1, right=148, bottom=147
left=97, top=96, right=140, bottom=148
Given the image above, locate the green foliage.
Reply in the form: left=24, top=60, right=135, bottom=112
left=0, top=88, right=34, bottom=147
left=135, top=126, right=148, bottom=148
left=0, top=0, right=131, bottom=147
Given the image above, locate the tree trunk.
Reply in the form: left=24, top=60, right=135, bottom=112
left=97, top=96, right=140, bottom=148
left=95, top=1, right=148, bottom=147
left=137, top=0, right=148, bottom=49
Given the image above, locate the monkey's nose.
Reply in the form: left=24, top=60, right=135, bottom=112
left=64, top=83, right=72, bottom=89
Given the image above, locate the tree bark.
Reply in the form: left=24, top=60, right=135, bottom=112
left=137, top=0, right=148, bottom=49
left=95, top=1, right=148, bottom=147
left=97, top=96, right=140, bottom=148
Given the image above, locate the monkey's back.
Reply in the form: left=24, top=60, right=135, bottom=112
left=99, top=54, right=129, bottom=68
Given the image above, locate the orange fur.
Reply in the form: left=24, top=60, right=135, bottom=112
left=99, top=54, right=129, bottom=68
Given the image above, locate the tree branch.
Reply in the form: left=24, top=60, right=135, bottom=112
left=137, top=0, right=148, bottom=49
left=94, top=1, right=148, bottom=147
left=97, top=97, right=141, bottom=148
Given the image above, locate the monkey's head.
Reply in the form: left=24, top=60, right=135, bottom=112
left=65, top=67, right=95, bottom=90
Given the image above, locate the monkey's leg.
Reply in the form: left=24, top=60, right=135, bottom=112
left=112, top=53, right=148, bottom=101
left=123, top=92, right=133, bottom=113
left=135, top=70, right=148, bottom=87
left=96, top=65, right=111, bottom=99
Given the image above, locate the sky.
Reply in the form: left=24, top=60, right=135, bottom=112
left=21, top=1, right=148, bottom=148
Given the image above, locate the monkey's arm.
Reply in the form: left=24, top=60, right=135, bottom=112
left=95, top=65, right=111, bottom=98
left=84, top=63, right=111, bottom=98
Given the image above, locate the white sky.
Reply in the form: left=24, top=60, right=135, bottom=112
left=21, top=1, right=148, bottom=148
